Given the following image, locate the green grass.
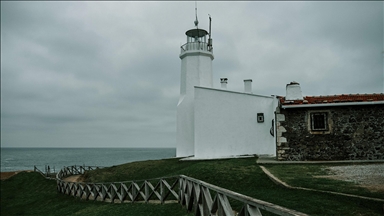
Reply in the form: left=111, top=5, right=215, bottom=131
left=264, top=164, right=384, bottom=199
left=83, top=157, right=384, bottom=215
left=2, top=158, right=384, bottom=216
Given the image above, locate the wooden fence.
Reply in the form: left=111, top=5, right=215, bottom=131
left=34, top=165, right=56, bottom=179
left=179, top=175, right=307, bottom=216
left=55, top=165, right=307, bottom=216
left=55, top=165, right=102, bottom=180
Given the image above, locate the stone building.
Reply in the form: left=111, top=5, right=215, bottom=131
left=276, top=82, right=384, bottom=161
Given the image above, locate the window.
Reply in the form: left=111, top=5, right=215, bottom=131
left=311, top=112, right=328, bottom=131
left=307, top=110, right=332, bottom=134
left=257, top=113, right=264, bottom=123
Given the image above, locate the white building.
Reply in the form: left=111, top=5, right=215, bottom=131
left=176, top=17, right=278, bottom=159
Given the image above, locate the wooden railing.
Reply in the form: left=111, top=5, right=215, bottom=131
left=55, top=165, right=102, bottom=180
left=34, top=165, right=56, bottom=180
left=179, top=175, right=307, bottom=216
left=55, top=165, right=308, bottom=216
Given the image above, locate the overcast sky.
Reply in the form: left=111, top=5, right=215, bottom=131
left=1, top=1, right=383, bottom=148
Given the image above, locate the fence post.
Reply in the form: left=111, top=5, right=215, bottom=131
left=160, top=179, right=164, bottom=204
left=144, top=181, right=149, bottom=203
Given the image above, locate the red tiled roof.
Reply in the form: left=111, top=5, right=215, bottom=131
left=280, top=93, right=384, bottom=106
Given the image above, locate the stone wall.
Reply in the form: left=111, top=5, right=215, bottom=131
left=276, top=104, right=384, bottom=161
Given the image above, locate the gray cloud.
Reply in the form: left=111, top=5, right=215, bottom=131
left=1, top=2, right=382, bottom=148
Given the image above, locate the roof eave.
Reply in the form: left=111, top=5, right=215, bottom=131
left=281, top=101, right=384, bottom=109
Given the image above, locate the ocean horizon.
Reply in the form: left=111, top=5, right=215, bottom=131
left=1, top=147, right=176, bottom=172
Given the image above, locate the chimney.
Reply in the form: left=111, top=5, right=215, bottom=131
left=285, top=81, right=303, bottom=100
left=244, top=79, right=252, bottom=93
left=220, top=78, right=228, bottom=89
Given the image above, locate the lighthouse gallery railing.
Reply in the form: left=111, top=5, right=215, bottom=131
left=181, top=42, right=213, bottom=53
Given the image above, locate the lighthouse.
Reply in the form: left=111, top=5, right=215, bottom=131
left=176, top=14, right=214, bottom=157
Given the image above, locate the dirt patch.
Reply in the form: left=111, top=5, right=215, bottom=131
left=62, top=174, right=84, bottom=182
left=1, top=171, right=33, bottom=180
left=317, top=164, right=384, bottom=193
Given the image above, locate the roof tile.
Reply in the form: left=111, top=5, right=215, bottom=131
left=280, top=93, right=384, bottom=105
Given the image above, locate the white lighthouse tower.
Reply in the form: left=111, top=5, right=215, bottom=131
left=176, top=13, right=214, bottom=157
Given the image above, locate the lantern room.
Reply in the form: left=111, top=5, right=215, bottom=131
left=186, top=29, right=208, bottom=43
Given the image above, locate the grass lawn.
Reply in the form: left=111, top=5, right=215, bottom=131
left=0, top=172, right=191, bottom=216
left=1, top=157, right=384, bottom=216
left=83, top=157, right=384, bottom=215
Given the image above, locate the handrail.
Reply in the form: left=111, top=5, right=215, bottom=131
left=56, top=165, right=103, bottom=179
left=34, top=165, right=56, bottom=180
left=180, top=42, right=213, bottom=54
left=179, top=175, right=308, bottom=216
left=34, top=165, right=46, bottom=177
left=56, top=166, right=179, bottom=204
left=54, top=165, right=308, bottom=216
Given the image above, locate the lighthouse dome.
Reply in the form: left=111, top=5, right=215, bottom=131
left=185, top=29, right=208, bottom=38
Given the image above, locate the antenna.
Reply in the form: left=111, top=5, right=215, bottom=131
left=208, top=14, right=212, bottom=38
left=194, top=1, right=199, bottom=28
left=208, top=14, right=213, bottom=49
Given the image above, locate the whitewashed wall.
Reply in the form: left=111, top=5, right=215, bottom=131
left=194, top=87, right=277, bottom=159
left=176, top=51, right=214, bottom=157
left=176, top=96, right=195, bottom=157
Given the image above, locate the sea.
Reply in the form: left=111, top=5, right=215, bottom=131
left=0, top=148, right=176, bottom=172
